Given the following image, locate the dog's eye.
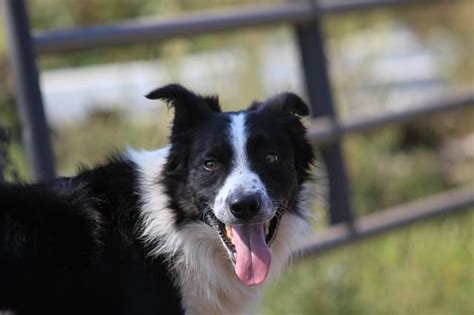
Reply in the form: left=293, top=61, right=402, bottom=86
left=264, top=153, right=279, bottom=164
left=203, top=159, right=218, bottom=171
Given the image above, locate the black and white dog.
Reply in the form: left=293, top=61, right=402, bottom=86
left=0, top=84, right=314, bottom=315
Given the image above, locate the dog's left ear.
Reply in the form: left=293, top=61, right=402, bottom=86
left=146, top=84, right=221, bottom=133
left=249, top=92, right=310, bottom=118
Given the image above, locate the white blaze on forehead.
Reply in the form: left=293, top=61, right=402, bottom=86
left=230, top=113, right=249, bottom=169
left=227, top=112, right=258, bottom=194
left=213, top=112, right=273, bottom=223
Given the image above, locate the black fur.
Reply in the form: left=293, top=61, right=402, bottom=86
left=0, top=160, right=182, bottom=315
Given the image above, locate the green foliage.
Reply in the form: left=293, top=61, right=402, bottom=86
left=346, top=127, right=453, bottom=215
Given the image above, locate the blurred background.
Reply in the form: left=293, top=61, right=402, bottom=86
left=0, top=0, right=473, bottom=314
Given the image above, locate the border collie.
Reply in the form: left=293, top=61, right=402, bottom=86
left=0, top=84, right=314, bottom=315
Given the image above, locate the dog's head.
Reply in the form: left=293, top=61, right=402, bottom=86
left=147, top=84, right=314, bottom=286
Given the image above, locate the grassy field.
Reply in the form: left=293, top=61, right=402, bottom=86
left=262, top=209, right=474, bottom=315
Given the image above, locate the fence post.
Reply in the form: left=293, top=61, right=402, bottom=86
left=0, top=128, right=6, bottom=183
left=2, top=0, right=56, bottom=182
left=294, top=10, right=354, bottom=225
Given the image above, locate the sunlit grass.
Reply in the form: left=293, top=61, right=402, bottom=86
left=262, top=210, right=474, bottom=315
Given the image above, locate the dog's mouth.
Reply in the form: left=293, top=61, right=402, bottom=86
left=204, top=210, right=282, bottom=287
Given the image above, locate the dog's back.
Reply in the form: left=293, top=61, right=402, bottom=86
left=0, top=165, right=182, bottom=315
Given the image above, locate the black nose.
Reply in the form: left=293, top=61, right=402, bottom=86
left=229, top=194, right=261, bottom=220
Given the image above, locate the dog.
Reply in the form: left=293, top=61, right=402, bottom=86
left=0, top=84, right=314, bottom=315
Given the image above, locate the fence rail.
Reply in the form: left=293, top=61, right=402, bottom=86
left=299, top=185, right=474, bottom=259
left=2, top=0, right=473, bottom=259
left=308, top=92, right=474, bottom=145
left=33, top=0, right=434, bottom=54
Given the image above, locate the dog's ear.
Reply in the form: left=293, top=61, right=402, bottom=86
left=146, top=84, right=221, bottom=133
left=249, top=92, right=309, bottom=118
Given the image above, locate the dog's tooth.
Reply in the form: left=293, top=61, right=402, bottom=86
left=225, top=225, right=233, bottom=240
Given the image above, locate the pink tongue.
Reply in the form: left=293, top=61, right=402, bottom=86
left=231, top=224, right=271, bottom=286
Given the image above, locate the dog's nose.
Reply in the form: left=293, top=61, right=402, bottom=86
left=229, top=194, right=261, bottom=220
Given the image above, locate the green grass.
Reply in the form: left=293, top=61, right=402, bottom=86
left=346, top=127, right=456, bottom=216
left=262, top=210, right=474, bottom=315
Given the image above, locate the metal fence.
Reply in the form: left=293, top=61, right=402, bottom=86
left=2, top=0, right=474, bottom=257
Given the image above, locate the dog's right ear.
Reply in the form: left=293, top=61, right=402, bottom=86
left=146, top=84, right=220, bottom=134
left=248, top=92, right=310, bottom=120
